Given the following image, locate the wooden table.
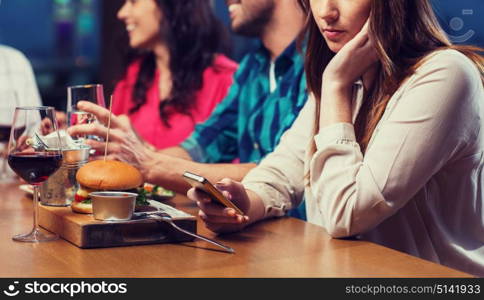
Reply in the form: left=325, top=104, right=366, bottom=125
left=0, top=182, right=471, bottom=278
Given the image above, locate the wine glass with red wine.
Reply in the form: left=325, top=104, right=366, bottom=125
left=7, top=106, right=63, bottom=242
left=0, top=91, right=19, bottom=183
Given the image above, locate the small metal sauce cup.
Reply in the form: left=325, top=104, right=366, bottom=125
left=90, top=191, right=137, bottom=221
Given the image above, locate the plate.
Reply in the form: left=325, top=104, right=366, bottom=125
left=135, top=200, right=192, bottom=219
left=150, top=190, right=176, bottom=201
left=138, top=183, right=176, bottom=202
left=19, top=184, right=34, bottom=195
left=19, top=183, right=176, bottom=201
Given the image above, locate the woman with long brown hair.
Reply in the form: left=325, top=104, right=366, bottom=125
left=112, top=0, right=236, bottom=149
left=188, top=0, right=484, bottom=275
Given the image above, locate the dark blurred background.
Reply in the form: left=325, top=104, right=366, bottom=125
left=0, top=0, right=482, bottom=111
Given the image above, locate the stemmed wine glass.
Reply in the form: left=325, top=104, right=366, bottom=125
left=7, top=106, right=63, bottom=242
left=0, top=91, right=19, bottom=183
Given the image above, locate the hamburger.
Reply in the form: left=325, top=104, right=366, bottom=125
left=72, top=160, right=143, bottom=214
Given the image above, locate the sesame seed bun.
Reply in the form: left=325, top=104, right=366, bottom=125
left=76, top=160, right=143, bottom=190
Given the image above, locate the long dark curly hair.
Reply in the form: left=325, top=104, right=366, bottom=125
left=122, top=0, right=230, bottom=127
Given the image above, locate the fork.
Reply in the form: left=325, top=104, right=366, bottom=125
left=145, top=212, right=235, bottom=254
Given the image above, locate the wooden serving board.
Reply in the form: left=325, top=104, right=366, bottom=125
left=38, top=200, right=197, bottom=249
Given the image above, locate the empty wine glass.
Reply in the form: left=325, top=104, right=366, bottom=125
left=7, top=106, right=63, bottom=242
left=0, top=91, right=19, bottom=183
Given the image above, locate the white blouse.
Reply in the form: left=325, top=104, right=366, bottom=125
left=242, top=49, right=484, bottom=276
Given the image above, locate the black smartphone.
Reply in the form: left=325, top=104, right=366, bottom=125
left=182, top=171, right=244, bottom=215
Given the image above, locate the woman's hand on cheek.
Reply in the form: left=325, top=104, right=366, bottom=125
left=322, top=20, right=378, bottom=89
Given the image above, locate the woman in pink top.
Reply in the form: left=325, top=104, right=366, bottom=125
left=114, top=0, right=237, bottom=149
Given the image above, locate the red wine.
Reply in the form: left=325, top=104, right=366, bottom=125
left=8, top=152, right=62, bottom=185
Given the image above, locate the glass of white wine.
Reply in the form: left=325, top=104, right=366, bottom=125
left=66, top=84, right=105, bottom=142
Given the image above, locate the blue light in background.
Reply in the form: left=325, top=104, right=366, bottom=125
left=0, top=0, right=100, bottom=67
left=0, top=0, right=55, bottom=59
left=0, top=0, right=100, bottom=109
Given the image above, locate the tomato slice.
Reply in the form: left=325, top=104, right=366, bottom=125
left=74, top=193, right=86, bottom=203
left=143, top=183, right=154, bottom=193
left=75, top=188, right=92, bottom=203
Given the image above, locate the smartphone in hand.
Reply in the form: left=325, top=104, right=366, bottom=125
left=182, top=171, right=244, bottom=215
